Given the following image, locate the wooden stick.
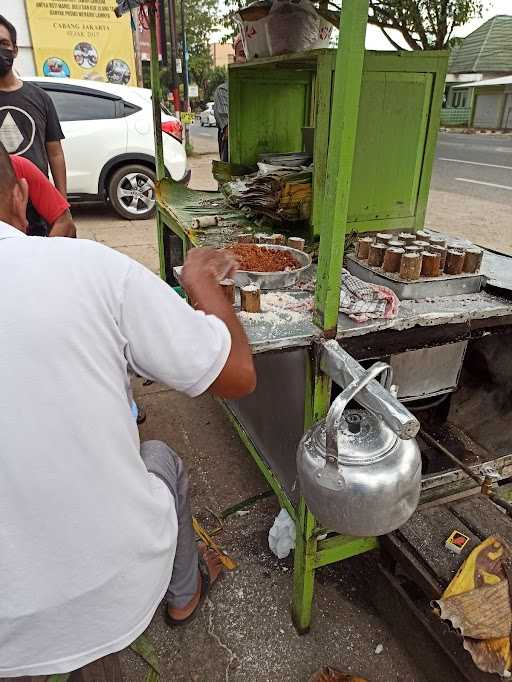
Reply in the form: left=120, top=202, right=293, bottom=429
left=238, top=233, right=254, bottom=244
left=287, top=237, right=305, bottom=251
left=445, top=249, right=465, bottom=275
left=356, top=236, right=374, bottom=260
left=421, top=251, right=442, bottom=278
left=463, top=247, right=483, bottom=273
left=398, top=232, right=416, bottom=246
left=240, top=285, right=261, bottom=312
left=368, top=242, right=387, bottom=267
left=383, top=247, right=404, bottom=273
left=270, top=233, right=286, bottom=245
left=376, top=232, right=393, bottom=245
left=220, top=279, right=235, bottom=304
left=400, top=252, right=422, bottom=281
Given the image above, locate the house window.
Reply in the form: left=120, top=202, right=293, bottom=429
left=452, top=90, right=468, bottom=108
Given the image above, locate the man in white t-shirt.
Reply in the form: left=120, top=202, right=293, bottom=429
left=0, top=144, right=256, bottom=677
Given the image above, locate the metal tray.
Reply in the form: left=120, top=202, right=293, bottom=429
left=232, top=244, right=312, bottom=290
left=345, top=253, right=484, bottom=300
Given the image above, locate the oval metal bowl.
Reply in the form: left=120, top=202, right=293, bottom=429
left=232, top=244, right=312, bottom=290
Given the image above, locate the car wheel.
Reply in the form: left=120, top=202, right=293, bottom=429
left=108, top=165, right=156, bottom=221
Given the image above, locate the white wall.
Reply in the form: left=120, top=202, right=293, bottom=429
left=0, top=0, right=36, bottom=75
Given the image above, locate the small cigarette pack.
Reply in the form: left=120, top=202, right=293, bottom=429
left=445, top=530, right=470, bottom=554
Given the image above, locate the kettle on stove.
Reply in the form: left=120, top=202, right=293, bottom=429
left=297, top=362, right=422, bottom=537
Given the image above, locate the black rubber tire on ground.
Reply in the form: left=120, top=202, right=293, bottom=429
left=108, top=164, right=156, bottom=221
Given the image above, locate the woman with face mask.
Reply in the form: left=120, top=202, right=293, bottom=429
left=0, top=15, right=67, bottom=201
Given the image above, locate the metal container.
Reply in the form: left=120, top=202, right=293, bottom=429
left=233, top=244, right=312, bottom=290
left=297, top=363, right=421, bottom=536
left=346, top=252, right=484, bottom=299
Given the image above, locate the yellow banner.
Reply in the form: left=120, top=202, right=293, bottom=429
left=25, top=0, right=137, bottom=86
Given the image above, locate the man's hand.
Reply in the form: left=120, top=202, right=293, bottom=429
left=48, top=209, right=76, bottom=238
left=181, top=247, right=238, bottom=301
left=181, top=247, right=256, bottom=399
left=46, top=141, right=67, bottom=199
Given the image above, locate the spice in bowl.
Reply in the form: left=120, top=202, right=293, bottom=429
left=227, top=244, right=300, bottom=273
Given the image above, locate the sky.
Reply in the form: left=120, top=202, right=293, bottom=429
left=214, top=0, right=512, bottom=48
left=365, top=0, right=512, bottom=49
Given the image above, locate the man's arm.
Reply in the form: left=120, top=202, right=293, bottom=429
left=46, top=141, right=67, bottom=198
left=48, top=209, right=76, bottom=238
left=181, top=249, right=256, bottom=398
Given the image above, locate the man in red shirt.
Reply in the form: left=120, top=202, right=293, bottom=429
left=10, top=155, right=76, bottom=238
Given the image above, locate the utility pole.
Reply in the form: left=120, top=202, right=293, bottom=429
left=158, top=0, right=168, bottom=67
left=167, top=0, right=180, bottom=113
left=179, top=0, right=191, bottom=149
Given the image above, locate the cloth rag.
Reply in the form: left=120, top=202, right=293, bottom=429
left=339, top=269, right=399, bottom=323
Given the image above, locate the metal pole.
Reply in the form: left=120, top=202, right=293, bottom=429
left=148, top=1, right=165, bottom=181
left=167, top=0, right=180, bottom=113
left=158, top=0, right=168, bottom=66
left=179, top=0, right=190, bottom=148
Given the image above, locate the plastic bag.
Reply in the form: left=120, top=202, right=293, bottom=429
left=268, top=508, right=296, bottom=559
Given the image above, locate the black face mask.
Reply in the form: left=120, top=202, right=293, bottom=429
left=0, top=47, right=15, bottom=76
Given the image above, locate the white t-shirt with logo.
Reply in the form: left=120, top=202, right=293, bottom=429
left=0, top=222, right=231, bottom=676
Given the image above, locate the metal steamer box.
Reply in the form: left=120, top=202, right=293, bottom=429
left=345, top=252, right=484, bottom=299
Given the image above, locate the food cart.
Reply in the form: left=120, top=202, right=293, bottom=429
left=136, top=1, right=512, bottom=676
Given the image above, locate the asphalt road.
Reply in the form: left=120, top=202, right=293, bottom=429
left=432, top=132, right=512, bottom=207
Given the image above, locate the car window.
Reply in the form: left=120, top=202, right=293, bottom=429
left=45, top=90, right=117, bottom=122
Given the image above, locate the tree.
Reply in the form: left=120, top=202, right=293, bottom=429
left=368, top=0, right=484, bottom=50
left=175, top=0, right=220, bottom=84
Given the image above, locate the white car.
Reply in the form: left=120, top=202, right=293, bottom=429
left=28, top=77, right=190, bottom=220
left=200, top=102, right=216, bottom=127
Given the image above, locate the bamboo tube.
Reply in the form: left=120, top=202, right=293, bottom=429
left=287, top=237, right=305, bottom=251
left=356, top=236, right=374, bottom=260
left=368, top=242, right=387, bottom=267
left=463, top=247, right=483, bottom=273
left=415, top=240, right=430, bottom=250
left=240, top=285, right=261, bottom=312
left=445, top=249, right=465, bottom=275
left=405, top=245, right=422, bottom=254
left=238, top=233, right=255, bottom=244
left=376, top=232, right=393, bottom=245
left=255, top=233, right=272, bottom=244
left=220, top=279, right=235, bottom=304
left=388, top=239, right=405, bottom=249
left=429, top=235, right=447, bottom=249
left=421, top=251, right=442, bottom=278
left=415, top=230, right=431, bottom=243
left=383, top=247, right=404, bottom=273
left=270, top=233, right=286, bottom=245
left=430, top=245, right=447, bottom=270
left=192, top=216, right=218, bottom=228
left=399, top=232, right=416, bottom=246
left=400, top=252, right=422, bottom=280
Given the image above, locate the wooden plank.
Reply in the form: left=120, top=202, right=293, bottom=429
left=450, top=496, right=512, bottom=545
left=397, top=506, right=481, bottom=586
left=314, top=0, right=369, bottom=333
left=381, top=533, right=445, bottom=598
left=312, top=53, right=334, bottom=235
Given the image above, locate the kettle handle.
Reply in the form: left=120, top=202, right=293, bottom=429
left=325, top=362, right=393, bottom=464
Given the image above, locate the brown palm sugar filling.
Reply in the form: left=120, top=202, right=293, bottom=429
left=227, top=244, right=299, bottom=272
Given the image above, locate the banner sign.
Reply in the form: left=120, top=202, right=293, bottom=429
left=25, top=0, right=137, bottom=86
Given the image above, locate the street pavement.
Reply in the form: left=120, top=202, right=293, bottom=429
left=71, top=129, right=501, bottom=681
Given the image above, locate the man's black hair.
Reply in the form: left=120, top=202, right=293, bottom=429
left=0, top=15, right=17, bottom=46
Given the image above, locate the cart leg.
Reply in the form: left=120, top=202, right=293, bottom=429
left=292, top=498, right=318, bottom=634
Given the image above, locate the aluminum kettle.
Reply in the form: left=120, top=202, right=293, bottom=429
left=297, top=362, right=421, bottom=536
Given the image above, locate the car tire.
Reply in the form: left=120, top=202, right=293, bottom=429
left=108, top=164, right=156, bottom=221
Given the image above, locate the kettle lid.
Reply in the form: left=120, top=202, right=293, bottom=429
left=313, top=408, right=398, bottom=465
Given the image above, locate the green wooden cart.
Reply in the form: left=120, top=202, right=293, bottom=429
left=141, top=1, right=512, bottom=636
